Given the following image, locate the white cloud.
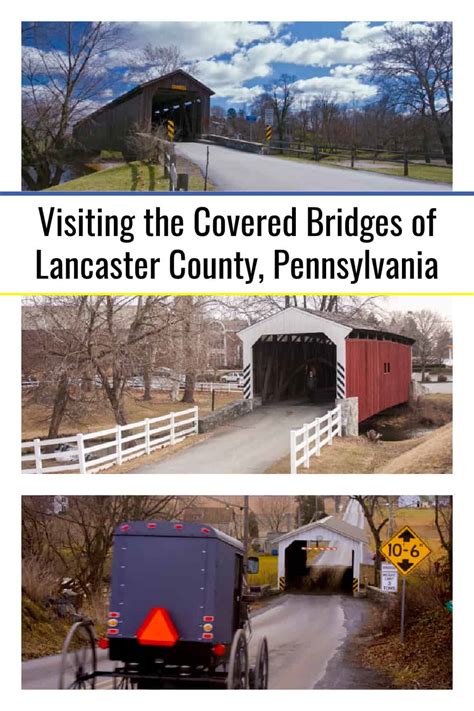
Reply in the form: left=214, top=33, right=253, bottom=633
left=124, top=22, right=283, bottom=61
left=341, top=22, right=387, bottom=43
left=292, top=75, right=378, bottom=103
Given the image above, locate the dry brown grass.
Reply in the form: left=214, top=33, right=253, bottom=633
left=22, top=557, right=58, bottom=603
left=268, top=423, right=452, bottom=474
left=22, top=389, right=242, bottom=440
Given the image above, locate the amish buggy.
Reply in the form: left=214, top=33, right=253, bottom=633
left=59, top=520, right=269, bottom=689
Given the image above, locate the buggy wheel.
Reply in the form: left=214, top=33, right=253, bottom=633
left=253, top=637, right=269, bottom=689
left=226, top=629, right=248, bottom=689
left=59, top=620, right=97, bottom=689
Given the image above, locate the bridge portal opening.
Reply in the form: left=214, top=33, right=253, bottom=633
left=284, top=539, right=353, bottom=594
left=151, top=89, right=202, bottom=141
left=252, top=333, right=336, bottom=404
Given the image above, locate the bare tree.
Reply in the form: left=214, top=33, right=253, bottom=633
left=402, top=309, right=450, bottom=382
left=22, top=22, right=124, bottom=189
left=352, top=495, right=389, bottom=583
left=434, top=496, right=452, bottom=581
left=22, top=296, right=181, bottom=434
left=22, top=496, right=194, bottom=600
left=371, top=22, right=452, bottom=164
left=258, top=496, right=295, bottom=533
left=263, top=74, right=297, bottom=144
left=127, top=44, right=188, bottom=83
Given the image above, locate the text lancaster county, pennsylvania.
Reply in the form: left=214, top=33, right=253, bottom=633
left=36, top=248, right=438, bottom=285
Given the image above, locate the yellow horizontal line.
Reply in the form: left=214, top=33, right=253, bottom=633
left=0, top=292, right=472, bottom=297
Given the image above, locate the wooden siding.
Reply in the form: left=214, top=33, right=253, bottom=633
left=345, top=340, right=412, bottom=422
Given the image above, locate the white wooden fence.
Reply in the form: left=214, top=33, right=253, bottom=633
left=193, top=381, right=242, bottom=393
left=290, top=405, right=342, bottom=475
left=21, top=407, right=198, bottom=475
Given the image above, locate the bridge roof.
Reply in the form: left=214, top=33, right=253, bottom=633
left=74, top=69, right=214, bottom=127
left=239, top=306, right=415, bottom=345
left=273, top=515, right=369, bottom=545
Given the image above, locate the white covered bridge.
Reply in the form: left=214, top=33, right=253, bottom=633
left=273, top=511, right=370, bottom=594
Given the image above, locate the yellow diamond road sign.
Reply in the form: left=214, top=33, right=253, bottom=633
left=380, top=525, right=431, bottom=576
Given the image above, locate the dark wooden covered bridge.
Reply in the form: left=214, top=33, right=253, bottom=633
left=239, top=307, right=415, bottom=422
left=73, top=70, right=214, bottom=152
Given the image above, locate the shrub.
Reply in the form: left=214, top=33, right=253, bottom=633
left=437, top=374, right=448, bottom=382
left=22, top=556, right=58, bottom=603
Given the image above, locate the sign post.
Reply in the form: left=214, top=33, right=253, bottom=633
left=380, top=525, right=431, bottom=642
left=245, top=114, right=257, bottom=142
left=400, top=578, right=407, bottom=642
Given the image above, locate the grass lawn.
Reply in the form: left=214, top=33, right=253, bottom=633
left=47, top=158, right=214, bottom=192
left=377, top=506, right=446, bottom=559
left=367, top=163, right=452, bottom=183
left=248, top=554, right=278, bottom=587
left=270, top=153, right=452, bottom=184
left=22, top=389, right=242, bottom=440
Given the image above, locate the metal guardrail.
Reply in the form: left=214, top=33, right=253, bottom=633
left=21, top=406, right=199, bottom=475
left=290, top=405, right=342, bottom=475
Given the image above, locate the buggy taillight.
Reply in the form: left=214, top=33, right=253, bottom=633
left=212, top=644, right=226, bottom=657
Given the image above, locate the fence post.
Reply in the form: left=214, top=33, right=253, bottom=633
left=177, top=173, right=189, bottom=191
left=193, top=406, right=199, bottom=434
left=336, top=405, right=342, bottom=436
left=290, top=430, right=297, bottom=475
left=303, top=423, right=310, bottom=468
left=169, top=155, right=173, bottom=190
left=144, top=418, right=151, bottom=455
left=170, top=411, right=176, bottom=444
left=351, top=146, right=356, bottom=168
left=328, top=412, right=334, bottom=445
left=404, top=151, right=409, bottom=176
left=33, top=438, right=42, bottom=475
left=77, top=434, right=87, bottom=475
left=116, top=424, right=123, bottom=466
left=315, top=419, right=321, bottom=456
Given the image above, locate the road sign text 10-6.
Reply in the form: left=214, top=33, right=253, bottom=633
left=387, top=543, right=420, bottom=558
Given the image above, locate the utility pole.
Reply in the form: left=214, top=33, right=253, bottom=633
left=243, top=496, right=249, bottom=573
left=388, top=496, right=395, bottom=535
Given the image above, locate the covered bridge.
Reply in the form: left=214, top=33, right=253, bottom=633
left=239, top=307, right=415, bottom=423
left=73, top=70, right=214, bottom=152
left=274, top=516, right=369, bottom=594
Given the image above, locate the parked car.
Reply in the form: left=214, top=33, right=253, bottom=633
left=220, top=371, right=243, bottom=383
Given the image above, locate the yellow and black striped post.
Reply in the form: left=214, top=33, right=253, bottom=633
left=352, top=578, right=359, bottom=594
left=167, top=119, right=175, bottom=141
left=279, top=576, right=285, bottom=592
left=265, top=124, right=272, bottom=142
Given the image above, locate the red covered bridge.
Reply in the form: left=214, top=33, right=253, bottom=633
left=238, top=307, right=414, bottom=423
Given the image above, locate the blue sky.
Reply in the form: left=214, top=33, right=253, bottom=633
left=22, top=21, right=428, bottom=113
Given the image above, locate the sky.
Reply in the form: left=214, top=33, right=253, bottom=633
left=382, top=296, right=451, bottom=322
left=21, top=21, right=433, bottom=113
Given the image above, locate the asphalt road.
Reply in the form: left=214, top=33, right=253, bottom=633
left=22, top=649, right=113, bottom=690
left=23, top=595, right=361, bottom=690
left=132, top=401, right=332, bottom=473
left=249, top=594, right=347, bottom=689
left=176, top=142, right=449, bottom=192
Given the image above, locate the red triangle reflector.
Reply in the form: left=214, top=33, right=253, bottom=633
left=136, top=608, right=179, bottom=647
